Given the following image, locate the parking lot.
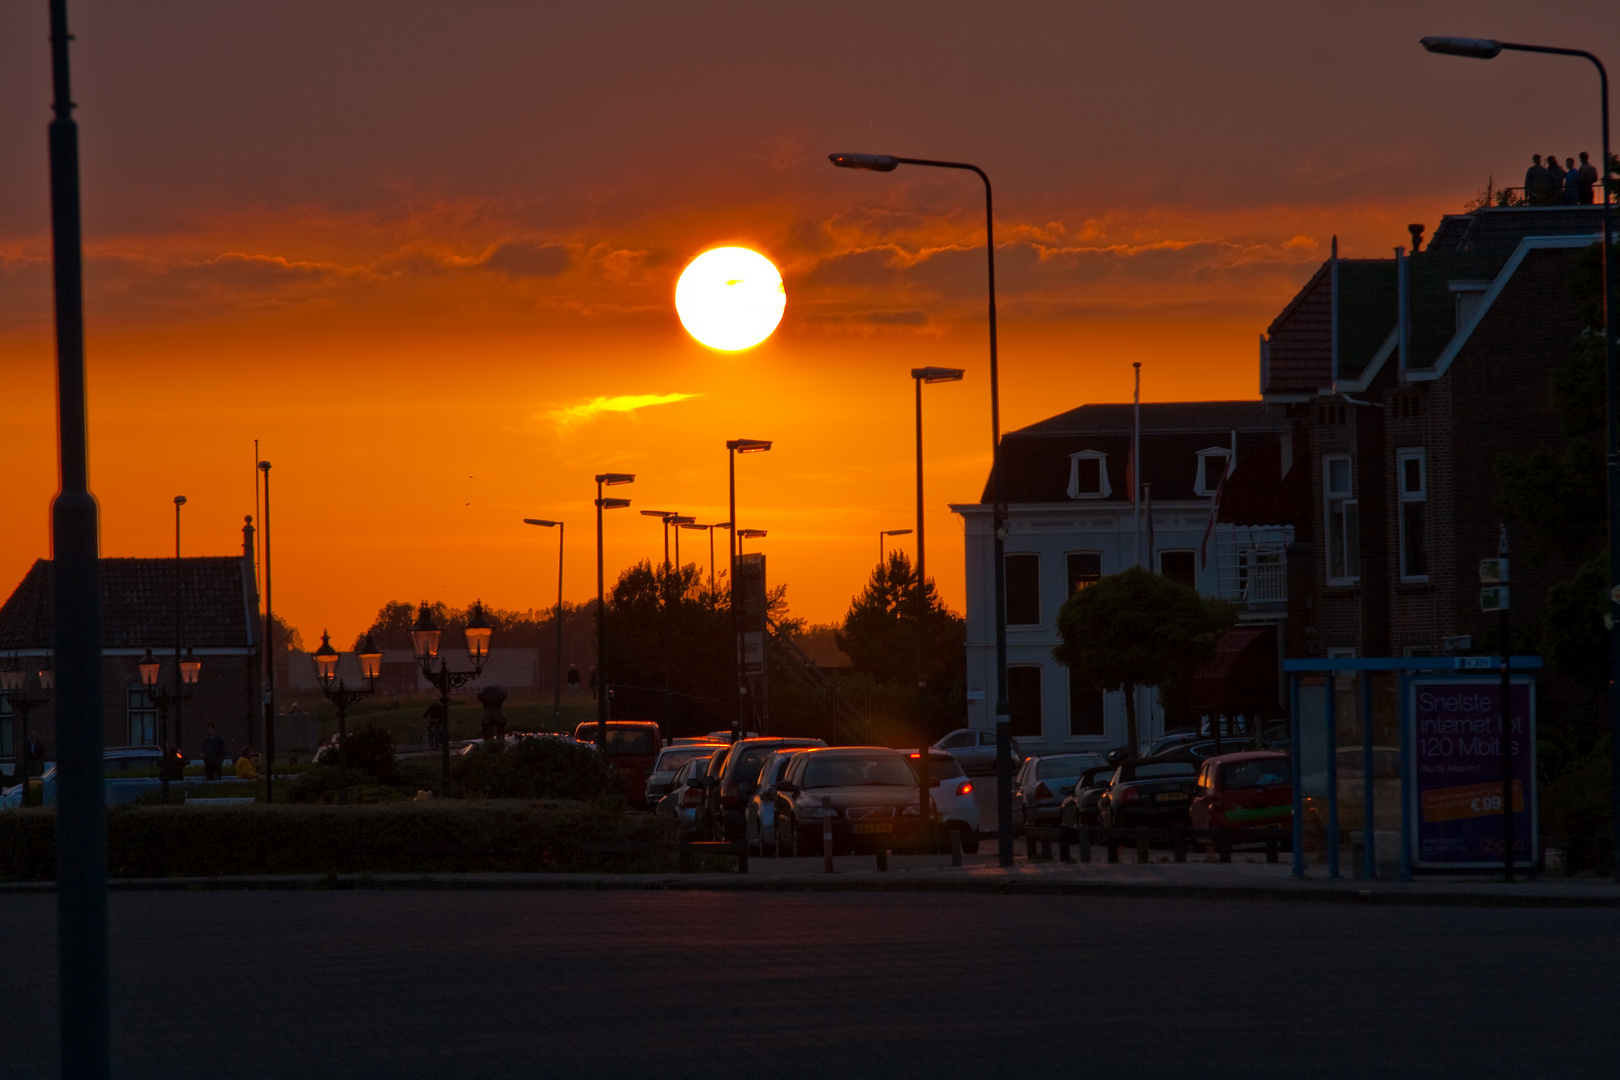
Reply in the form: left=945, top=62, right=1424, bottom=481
left=2, top=888, right=1615, bottom=1078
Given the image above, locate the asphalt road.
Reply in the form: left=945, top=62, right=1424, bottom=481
left=2, top=890, right=1614, bottom=1079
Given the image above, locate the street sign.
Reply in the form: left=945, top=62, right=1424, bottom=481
left=1480, top=586, right=1509, bottom=612
left=1478, top=558, right=1507, bottom=584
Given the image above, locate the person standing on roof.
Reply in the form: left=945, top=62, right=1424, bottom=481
left=1561, top=158, right=1581, bottom=204
left=1577, top=152, right=1599, bottom=205
left=1525, top=154, right=1549, bottom=204
left=1545, top=154, right=1567, bottom=205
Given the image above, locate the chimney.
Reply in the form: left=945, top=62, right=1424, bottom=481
left=1407, top=222, right=1425, bottom=253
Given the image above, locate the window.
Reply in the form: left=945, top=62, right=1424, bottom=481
left=1067, top=669, right=1105, bottom=737
left=1397, top=448, right=1428, bottom=581
left=939, top=730, right=975, bottom=749
left=1323, top=454, right=1360, bottom=585
left=1007, top=666, right=1043, bottom=738
left=1067, top=450, right=1111, bottom=499
left=127, top=689, right=156, bottom=746
left=0, top=697, right=11, bottom=758
left=1066, top=552, right=1102, bottom=595
left=1005, top=553, right=1041, bottom=626
left=1194, top=448, right=1232, bottom=496
left=1159, top=550, right=1196, bottom=590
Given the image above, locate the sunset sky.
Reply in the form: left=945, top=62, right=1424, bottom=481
left=2, top=1, right=1617, bottom=645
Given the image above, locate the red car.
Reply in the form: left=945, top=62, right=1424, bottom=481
left=573, top=721, right=662, bottom=807
left=1190, top=751, right=1292, bottom=829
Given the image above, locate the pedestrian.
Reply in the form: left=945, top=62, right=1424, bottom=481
left=567, top=663, right=580, bottom=699
left=235, top=746, right=258, bottom=780
left=422, top=700, right=446, bottom=748
left=589, top=665, right=598, bottom=700
left=1524, top=154, right=1549, bottom=204
left=1545, top=154, right=1566, bottom=204
left=200, top=722, right=225, bottom=780
left=1561, top=158, right=1581, bottom=204
left=1577, top=151, right=1599, bottom=205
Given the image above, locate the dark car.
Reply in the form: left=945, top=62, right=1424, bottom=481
left=770, top=747, right=925, bottom=855
left=644, top=741, right=725, bottom=808
left=1012, top=752, right=1108, bottom=826
left=1097, top=759, right=1199, bottom=827
left=1059, top=764, right=1118, bottom=827
left=571, top=721, right=662, bottom=807
left=708, top=736, right=827, bottom=841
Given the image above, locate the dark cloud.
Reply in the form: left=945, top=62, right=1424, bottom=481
left=481, top=241, right=570, bottom=278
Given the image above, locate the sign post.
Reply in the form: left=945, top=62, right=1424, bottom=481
left=1481, top=527, right=1514, bottom=881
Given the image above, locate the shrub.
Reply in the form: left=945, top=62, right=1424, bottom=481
left=342, top=722, right=397, bottom=784
left=451, top=736, right=616, bottom=801
left=284, top=766, right=406, bottom=805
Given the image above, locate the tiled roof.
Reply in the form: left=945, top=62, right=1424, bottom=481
left=0, top=557, right=257, bottom=650
left=1262, top=261, right=1332, bottom=395
left=1429, top=206, right=1605, bottom=255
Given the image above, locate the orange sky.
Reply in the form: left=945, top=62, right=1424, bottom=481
left=2, top=2, right=1617, bottom=645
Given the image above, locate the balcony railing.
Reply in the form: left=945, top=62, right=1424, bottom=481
left=1215, top=526, right=1293, bottom=608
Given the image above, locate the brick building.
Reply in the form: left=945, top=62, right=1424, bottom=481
left=0, top=519, right=261, bottom=762
left=1260, top=205, right=1606, bottom=658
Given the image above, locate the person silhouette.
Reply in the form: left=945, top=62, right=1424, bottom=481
left=567, top=663, right=580, bottom=699
left=1577, top=152, right=1599, bottom=204
left=1545, top=154, right=1567, bottom=204
left=1561, top=158, right=1581, bottom=204
left=1525, top=154, right=1549, bottom=204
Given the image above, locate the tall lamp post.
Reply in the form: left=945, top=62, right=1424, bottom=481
left=912, top=366, right=966, bottom=839
left=680, top=522, right=723, bottom=596
left=640, top=509, right=679, bottom=569
left=727, top=440, right=772, bottom=740
left=411, top=601, right=493, bottom=794
left=1419, top=35, right=1617, bottom=881
left=137, top=646, right=200, bottom=802
left=523, top=519, right=566, bottom=727
left=879, top=528, right=912, bottom=567
left=45, top=4, right=110, bottom=1067
left=172, top=495, right=186, bottom=753
left=258, top=459, right=275, bottom=803
left=594, top=473, right=635, bottom=750
left=2, top=657, right=52, bottom=808
left=830, top=151, right=1011, bottom=865
left=313, top=631, right=382, bottom=803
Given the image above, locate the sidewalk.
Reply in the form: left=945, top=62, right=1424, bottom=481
left=4, top=850, right=1614, bottom=906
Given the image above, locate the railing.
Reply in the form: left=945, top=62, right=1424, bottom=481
left=1468, top=184, right=1615, bottom=209
left=1214, top=526, right=1292, bottom=607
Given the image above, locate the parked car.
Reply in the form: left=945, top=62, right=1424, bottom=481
left=693, top=741, right=736, bottom=838
left=1149, top=737, right=1271, bottom=765
left=745, top=748, right=809, bottom=856
left=770, top=747, right=925, bottom=855
left=931, top=729, right=1025, bottom=775
left=904, top=751, right=981, bottom=854
left=571, top=720, right=662, bottom=807
left=1190, top=751, right=1293, bottom=829
left=1060, top=764, right=1118, bottom=827
left=644, top=741, right=726, bottom=809
left=1097, top=759, right=1199, bottom=827
left=1012, top=752, right=1108, bottom=826
left=708, top=737, right=828, bottom=841
left=654, top=756, right=716, bottom=839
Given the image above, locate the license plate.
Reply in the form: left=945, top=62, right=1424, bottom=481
left=852, top=823, right=893, bottom=834
left=1156, top=792, right=1190, bottom=803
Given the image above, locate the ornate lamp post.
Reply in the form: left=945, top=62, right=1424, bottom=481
left=313, top=632, right=382, bottom=802
left=2, top=657, right=52, bottom=808
left=137, top=646, right=199, bottom=801
left=412, top=601, right=493, bottom=794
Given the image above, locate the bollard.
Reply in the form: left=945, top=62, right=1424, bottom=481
left=876, top=848, right=888, bottom=872
left=1059, top=831, right=1072, bottom=864
left=1218, top=828, right=1232, bottom=864
left=1024, top=832, right=1036, bottom=861
left=1136, top=833, right=1150, bottom=864
left=950, top=827, right=963, bottom=867
left=1173, top=829, right=1187, bottom=863
left=737, top=846, right=748, bottom=875
left=1077, top=825, right=1092, bottom=863
left=822, top=796, right=834, bottom=874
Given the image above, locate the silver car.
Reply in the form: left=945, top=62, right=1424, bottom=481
left=1012, top=751, right=1107, bottom=826
left=653, top=755, right=715, bottom=839
left=931, top=729, right=1024, bottom=776
left=744, top=748, right=806, bottom=856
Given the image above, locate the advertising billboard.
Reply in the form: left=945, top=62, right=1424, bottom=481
left=1406, top=675, right=1536, bottom=869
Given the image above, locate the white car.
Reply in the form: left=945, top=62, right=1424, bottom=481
left=905, top=751, right=982, bottom=854
left=744, top=748, right=808, bottom=856
left=645, top=741, right=725, bottom=809
left=931, top=728, right=1024, bottom=776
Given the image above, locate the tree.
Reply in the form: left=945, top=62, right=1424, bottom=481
left=1053, top=566, right=1235, bottom=755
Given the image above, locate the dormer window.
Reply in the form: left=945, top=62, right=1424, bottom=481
left=1194, top=448, right=1232, bottom=496
left=1066, top=450, right=1111, bottom=499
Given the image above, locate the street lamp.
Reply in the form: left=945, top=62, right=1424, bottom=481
left=641, top=510, right=679, bottom=569
left=313, top=630, right=381, bottom=803
left=137, top=646, right=199, bottom=801
left=523, top=519, right=566, bottom=727
left=172, top=495, right=187, bottom=753
left=1420, top=35, right=1618, bottom=882
left=726, top=440, right=773, bottom=739
left=879, top=528, right=912, bottom=566
left=412, top=600, right=494, bottom=793
left=680, top=522, right=721, bottom=596
left=2, top=656, right=51, bottom=808
left=830, top=151, right=1012, bottom=864
left=911, top=364, right=966, bottom=840
left=595, top=472, right=635, bottom=750
left=737, top=528, right=768, bottom=553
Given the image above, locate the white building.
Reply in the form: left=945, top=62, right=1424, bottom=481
left=951, top=401, right=1299, bottom=755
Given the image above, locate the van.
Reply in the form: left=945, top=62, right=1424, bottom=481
left=573, top=721, right=662, bottom=807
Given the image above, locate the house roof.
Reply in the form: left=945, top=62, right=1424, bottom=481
left=1262, top=261, right=1333, bottom=396
left=0, top=556, right=258, bottom=651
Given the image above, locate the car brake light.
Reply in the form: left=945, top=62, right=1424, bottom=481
left=1035, top=782, right=1053, bottom=800
left=681, top=787, right=702, bottom=809
left=720, top=779, right=740, bottom=807
left=1122, top=786, right=1140, bottom=802
left=955, top=781, right=973, bottom=797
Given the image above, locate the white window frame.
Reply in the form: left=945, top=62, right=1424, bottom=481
left=1396, top=447, right=1429, bottom=583
left=1066, top=450, right=1111, bottom=500
left=1193, top=447, right=1233, bottom=496
left=1065, top=550, right=1103, bottom=595
left=127, top=688, right=157, bottom=747
left=1323, top=454, right=1359, bottom=586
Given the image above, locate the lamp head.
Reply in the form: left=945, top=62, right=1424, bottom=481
left=358, top=633, right=384, bottom=682
left=595, top=472, right=635, bottom=486
left=739, top=529, right=768, bottom=540
left=179, top=646, right=202, bottom=687
left=883, top=529, right=913, bottom=538
left=0, top=660, right=22, bottom=694
left=1419, top=36, right=1501, bottom=59
left=464, top=600, right=494, bottom=663
left=912, top=366, right=966, bottom=383
left=726, top=439, right=773, bottom=453
left=411, top=603, right=442, bottom=660
left=174, top=495, right=187, bottom=507
left=257, top=461, right=270, bottom=472
left=596, top=497, right=632, bottom=510
left=523, top=518, right=560, bottom=528
left=829, top=152, right=900, bottom=172
left=138, top=647, right=161, bottom=689
left=640, top=510, right=677, bottom=519
left=36, top=658, right=53, bottom=692
left=670, top=516, right=696, bottom=526
left=313, top=631, right=339, bottom=686
left=678, top=522, right=709, bottom=531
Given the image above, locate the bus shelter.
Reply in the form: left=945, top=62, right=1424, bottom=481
left=1283, top=656, right=1540, bottom=881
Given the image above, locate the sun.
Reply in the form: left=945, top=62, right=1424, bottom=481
left=675, top=247, right=785, bottom=351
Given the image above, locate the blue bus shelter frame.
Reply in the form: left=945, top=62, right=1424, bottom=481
left=1282, top=655, right=1541, bottom=881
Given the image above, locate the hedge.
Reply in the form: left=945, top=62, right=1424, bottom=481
left=0, top=802, right=682, bottom=882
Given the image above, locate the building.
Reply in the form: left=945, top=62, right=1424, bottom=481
left=0, top=520, right=261, bottom=761
left=952, top=400, right=1302, bottom=754
left=1261, top=205, right=1607, bottom=659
